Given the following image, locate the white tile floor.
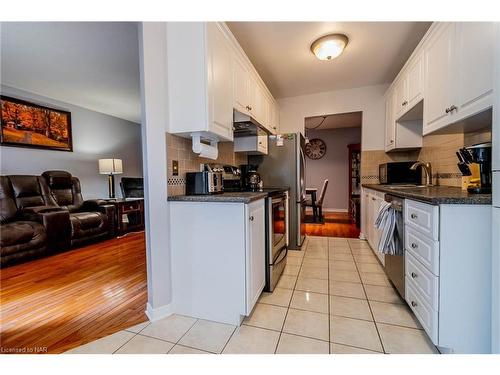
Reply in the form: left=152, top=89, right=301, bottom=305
left=65, top=236, right=438, bottom=354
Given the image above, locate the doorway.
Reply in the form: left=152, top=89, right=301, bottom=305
left=303, top=111, right=362, bottom=238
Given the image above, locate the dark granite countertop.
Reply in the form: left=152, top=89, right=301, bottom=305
left=168, top=187, right=289, bottom=204
left=362, top=184, right=492, bottom=205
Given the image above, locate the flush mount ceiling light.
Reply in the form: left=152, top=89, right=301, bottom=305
left=310, top=33, right=349, bottom=61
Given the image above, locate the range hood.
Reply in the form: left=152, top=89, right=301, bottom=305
left=233, top=111, right=270, bottom=137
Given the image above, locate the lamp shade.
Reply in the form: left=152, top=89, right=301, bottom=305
left=98, top=158, right=123, bottom=175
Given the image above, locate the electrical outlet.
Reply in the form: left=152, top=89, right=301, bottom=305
left=172, top=160, right=179, bottom=176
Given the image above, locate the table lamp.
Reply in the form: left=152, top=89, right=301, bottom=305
left=99, top=158, right=123, bottom=199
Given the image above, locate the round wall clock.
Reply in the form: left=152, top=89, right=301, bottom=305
left=305, top=138, right=327, bottom=160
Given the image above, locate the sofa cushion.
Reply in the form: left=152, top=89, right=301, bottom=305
left=70, top=211, right=108, bottom=239
left=0, top=221, right=47, bottom=256
left=8, top=175, right=55, bottom=210
left=0, top=176, right=17, bottom=223
left=42, top=171, right=84, bottom=211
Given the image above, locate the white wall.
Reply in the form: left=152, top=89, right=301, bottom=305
left=305, top=127, right=361, bottom=211
left=278, top=84, right=388, bottom=151
left=0, top=85, right=142, bottom=199
left=139, top=22, right=172, bottom=321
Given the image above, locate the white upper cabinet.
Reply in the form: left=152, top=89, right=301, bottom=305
left=167, top=22, right=233, bottom=141
left=233, top=56, right=252, bottom=116
left=394, top=53, right=424, bottom=120
left=394, top=77, right=408, bottom=119
left=454, top=22, right=495, bottom=120
left=423, top=23, right=455, bottom=133
left=167, top=22, right=280, bottom=141
left=385, top=22, right=495, bottom=144
left=207, top=23, right=234, bottom=141
left=423, top=22, right=495, bottom=134
left=385, top=89, right=396, bottom=151
left=407, top=53, right=424, bottom=109
left=269, top=101, right=280, bottom=134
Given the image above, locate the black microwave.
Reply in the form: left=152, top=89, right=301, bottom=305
left=379, top=162, right=422, bottom=185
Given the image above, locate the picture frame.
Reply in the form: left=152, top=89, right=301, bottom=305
left=1, top=95, right=73, bottom=152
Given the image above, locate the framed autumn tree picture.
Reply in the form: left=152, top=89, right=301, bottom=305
left=1, top=96, right=73, bottom=151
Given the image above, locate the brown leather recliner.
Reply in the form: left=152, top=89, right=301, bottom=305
left=42, top=171, right=115, bottom=247
left=0, top=175, right=70, bottom=267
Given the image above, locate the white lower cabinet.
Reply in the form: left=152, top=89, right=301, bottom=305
left=364, top=188, right=385, bottom=265
left=170, top=198, right=266, bottom=325
left=245, top=200, right=266, bottom=315
left=406, top=277, right=439, bottom=343
left=404, top=199, right=492, bottom=353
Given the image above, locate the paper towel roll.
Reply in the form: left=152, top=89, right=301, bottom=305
left=197, top=143, right=218, bottom=159
left=191, top=134, right=219, bottom=160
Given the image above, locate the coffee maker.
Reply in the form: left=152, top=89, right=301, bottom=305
left=240, top=164, right=262, bottom=192
left=457, top=142, right=492, bottom=194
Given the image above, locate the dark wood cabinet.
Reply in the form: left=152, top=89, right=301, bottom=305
left=105, top=199, right=145, bottom=236
left=348, top=143, right=361, bottom=227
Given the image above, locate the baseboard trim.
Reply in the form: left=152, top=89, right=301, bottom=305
left=145, top=302, right=174, bottom=322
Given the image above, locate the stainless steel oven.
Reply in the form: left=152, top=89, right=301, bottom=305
left=384, top=194, right=405, bottom=298
left=265, top=191, right=289, bottom=292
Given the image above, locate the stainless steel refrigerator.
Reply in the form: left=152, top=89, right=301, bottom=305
left=249, top=133, right=306, bottom=249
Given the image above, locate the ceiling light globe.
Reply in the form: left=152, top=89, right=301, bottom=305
left=311, top=34, right=348, bottom=61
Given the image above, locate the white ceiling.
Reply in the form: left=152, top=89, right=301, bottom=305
left=305, top=111, right=362, bottom=130
left=1, top=22, right=141, bottom=123
left=227, top=22, right=432, bottom=99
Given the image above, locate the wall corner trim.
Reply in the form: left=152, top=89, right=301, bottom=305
left=145, top=302, right=174, bottom=322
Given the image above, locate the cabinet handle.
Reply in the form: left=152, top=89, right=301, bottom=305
left=411, top=272, right=418, bottom=278
left=390, top=140, right=394, bottom=143
left=411, top=213, right=418, bottom=219
left=372, top=197, right=376, bottom=201
left=402, top=100, right=408, bottom=106
left=273, top=126, right=276, bottom=130
left=411, top=243, right=418, bottom=249
left=411, top=301, right=418, bottom=307
left=249, top=216, right=254, bottom=221
left=445, top=105, right=457, bottom=114
left=246, top=105, right=252, bottom=111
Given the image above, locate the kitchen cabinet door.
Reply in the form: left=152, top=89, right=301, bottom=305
left=385, top=90, right=396, bottom=151
left=274, top=104, right=280, bottom=134
left=207, top=23, right=234, bottom=141
left=454, top=22, right=495, bottom=120
left=367, top=192, right=377, bottom=250
left=424, top=23, right=455, bottom=134
left=233, top=56, right=251, bottom=115
left=407, top=53, right=424, bottom=109
left=245, top=199, right=266, bottom=315
left=394, top=77, right=408, bottom=119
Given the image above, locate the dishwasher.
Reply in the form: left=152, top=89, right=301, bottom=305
left=383, top=194, right=405, bottom=298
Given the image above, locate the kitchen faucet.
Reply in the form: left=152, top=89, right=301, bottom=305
left=410, top=161, right=433, bottom=186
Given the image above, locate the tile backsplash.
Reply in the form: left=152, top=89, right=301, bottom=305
left=361, top=127, right=491, bottom=188
left=167, top=133, right=247, bottom=196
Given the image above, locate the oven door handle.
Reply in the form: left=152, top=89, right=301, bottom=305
left=272, top=247, right=288, bottom=266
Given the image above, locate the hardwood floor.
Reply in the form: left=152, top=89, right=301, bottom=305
left=0, top=232, right=147, bottom=354
left=305, top=212, right=360, bottom=238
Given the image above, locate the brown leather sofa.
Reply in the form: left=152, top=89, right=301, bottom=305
left=0, top=175, right=70, bottom=267
left=42, top=171, right=115, bottom=247
left=0, top=171, right=116, bottom=267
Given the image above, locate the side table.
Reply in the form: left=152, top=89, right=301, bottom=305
left=104, top=198, right=145, bottom=236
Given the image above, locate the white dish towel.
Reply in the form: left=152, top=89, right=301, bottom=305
left=374, top=201, right=398, bottom=255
